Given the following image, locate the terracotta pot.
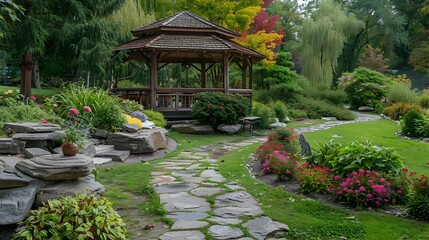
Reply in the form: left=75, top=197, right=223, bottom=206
left=61, top=142, right=79, bottom=156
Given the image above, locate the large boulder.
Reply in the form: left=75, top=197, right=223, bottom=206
left=15, top=154, right=94, bottom=180
left=0, top=138, right=25, bottom=154
left=217, top=124, right=242, bottom=134
left=3, top=122, right=61, bottom=134
left=106, top=127, right=168, bottom=154
left=172, top=124, right=214, bottom=134
left=35, top=174, right=105, bottom=206
left=0, top=184, right=37, bottom=225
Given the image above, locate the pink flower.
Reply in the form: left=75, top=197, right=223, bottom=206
left=68, top=108, right=79, bottom=115
left=359, top=186, right=365, bottom=191
left=83, top=106, right=92, bottom=113
left=40, top=120, right=48, bottom=124
left=297, top=178, right=302, bottom=181
left=29, top=96, right=36, bottom=101
left=380, top=178, right=386, bottom=183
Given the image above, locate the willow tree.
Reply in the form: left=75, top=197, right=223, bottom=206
left=301, top=0, right=363, bottom=87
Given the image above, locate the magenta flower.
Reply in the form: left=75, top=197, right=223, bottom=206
left=40, top=120, right=48, bottom=124
left=83, top=106, right=92, bottom=113
left=29, top=95, right=36, bottom=101
left=68, top=108, right=79, bottom=115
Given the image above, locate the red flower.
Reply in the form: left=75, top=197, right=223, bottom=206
left=40, top=120, right=48, bottom=124
left=83, top=106, right=92, bottom=113
left=29, top=96, right=36, bottom=101
left=68, top=108, right=79, bottom=115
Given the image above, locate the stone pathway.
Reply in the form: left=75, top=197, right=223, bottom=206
left=151, top=112, right=381, bottom=239
left=152, top=138, right=289, bottom=240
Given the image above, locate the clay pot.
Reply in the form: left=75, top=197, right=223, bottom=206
left=61, top=142, right=79, bottom=156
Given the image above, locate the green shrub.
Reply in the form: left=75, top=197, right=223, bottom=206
left=407, top=174, right=429, bottom=220
left=273, top=127, right=300, bottom=154
left=338, top=67, right=391, bottom=110
left=305, top=88, right=348, bottom=105
left=419, top=89, right=429, bottom=109
left=13, top=192, right=126, bottom=240
left=120, top=99, right=144, bottom=113
left=415, top=119, right=429, bottom=138
left=252, top=101, right=275, bottom=128
left=287, top=108, right=307, bottom=119
left=307, top=140, right=403, bottom=177
left=297, top=163, right=334, bottom=193
left=271, top=100, right=288, bottom=121
left=142, top=109, right=167, bottom=128
left=386, top=83, right=419, bottom=104
left=192, top=92, right=250, bottom=127
left=51, top=85, right=126, bottom=132
left=296, top=96, right=355, bottom=120
left=382, top=102, right=423, bottom=120
left=401, top=109, right=425, bottom=137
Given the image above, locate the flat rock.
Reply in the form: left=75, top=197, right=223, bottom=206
left=207, top=216, right=242, bottom=225
left=217, top=124, right=242, bottom=134
left=24, top=148, right=51, bottom=159
left=15, top=154, right=94, bottom=180
left=93, top=128, right=109, bottom=139
left=208, top=225, right=243, bottom=240
left=200, top=170, right=226, bottom=183
left=12, top=131, right=66, bottom=141
left=0, top=185, right=36, bottom=225
left=321, top=117, right=337, bottom=121
left=36, top=174, right=105, bottom=206
left=172, top=124, right=214, bottom=134
left=106, top=127, right=168, bottom=153
left=160, top=192, right=210, bottom=212
left=358, top=106, right=375, bottom=111
left=151, top=175, right=176, bottom=184
left=95, top=150, right=130, bottom=162
left=0, top=138, right=25, bottom=154
left=167, top=212, right=209, bottom=221
left=3, top=122, right=61, bottom=134
left=122, top=123, right=139, bottom=133
left=191, top=187, right=225, bottom=197
left=224, top=183, right=244, bottom=191
left=0, top=160, right=31, bottom=189
left=94, top=145, right=115, bottom=154
left=243, top=217, right=289, bottom=240
left=214, top=206, right=263, bottom=218
left=92, top=157, right=112, bottom=165
left=215, top=191, right=259, bottom=208
left=155, top=182, right=197, bottom=194
left=171, top=220, right=209, bottom=230
left=158, top=230, right=205, bottom=240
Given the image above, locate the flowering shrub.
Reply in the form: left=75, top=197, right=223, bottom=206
left=296, top=163, right=334, bottom=193
left=192, top=92, right=250, bottom=127
left=62, top=106, right=92, bottom=148
left=256, top=139, right=284, bottom=163
left=262, top=150, right=298, bottom=181
left=273, top=128, right=299, bottom=154
left=338, top=67, right=391, bottom=110
left=331, top=170, right=406, bottom=208
left=407, top=172, right=429, bottom=220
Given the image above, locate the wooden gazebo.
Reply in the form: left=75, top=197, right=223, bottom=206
left=114, top=11, right=264, bottom=120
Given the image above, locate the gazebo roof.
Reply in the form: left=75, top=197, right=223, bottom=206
left=115, top=11, right=265, bottom=63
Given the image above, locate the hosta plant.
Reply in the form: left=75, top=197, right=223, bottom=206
left=13, top=192, right=127, bottom=240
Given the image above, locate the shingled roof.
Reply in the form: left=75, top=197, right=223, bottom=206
left=131, top=11, right=240, bottom=38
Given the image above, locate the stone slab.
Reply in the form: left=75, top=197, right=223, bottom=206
left=15, top=154, right=94, bottom=180
left=0, top=139, right=25, bottom=154
left=208, top=225, right=243, bottom=240
left=243, top=217, right=289, bottom=240
left=92, top=157, right=112, bottom=165
left=207, top=216, right=242, bottom=225
left=172, top=124, right=214, bottom=134
left=214, top=206, right=263, bottom=218
left=3, top=122, right=61, bottom=134
left=24, top=148, right=51, bottom=159
left=155, top=182, right=197, bottom=194
left=200, top=170, right=226, bottom=183
left=95, top=150, right=130, bottom=162
left=151, top=176, right=176, bottom=184
left=215, top=191, right=260, bottom=208
left=191, top=187, right=225, bottom=197
left=171, top=220, right=209, bottom=230
left=158, top=230, right=205, bottom=240
left=160, top=192, right=210, bottom=212
left=0, top=185, right=36, bottom=225
left=12, top=131, right=66, bottom=141
left=167, top=212, right=209, bottom=221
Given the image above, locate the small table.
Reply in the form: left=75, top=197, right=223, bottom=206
left=240, top=116, right=262, bottom=135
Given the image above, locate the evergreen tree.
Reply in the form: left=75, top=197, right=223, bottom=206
left=301, top=0, right=363, bottom=87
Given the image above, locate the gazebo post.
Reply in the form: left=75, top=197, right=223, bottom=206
left=249, top=62, right=253, bottom=90
left=201, top=61, right=206, bottom=88
left=150, top=51, right=158, bottom=109
left=223, top=53, right=229, bottom=94
left=242, top=57, right=247, bottom=89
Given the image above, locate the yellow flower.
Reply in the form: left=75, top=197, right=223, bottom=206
left=7, top=90, right=13, bottom=94
left=124, top=114, right=142, bottom=129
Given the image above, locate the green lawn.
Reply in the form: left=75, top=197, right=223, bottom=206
left=0, top=86, right=60, bottom=98
left=302, top=119, right=429, bottom=176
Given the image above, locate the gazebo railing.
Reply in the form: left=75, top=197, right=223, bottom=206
left=112, top=87, right=252, bottom=111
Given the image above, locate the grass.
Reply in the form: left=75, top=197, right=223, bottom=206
left=302, top=119, right=429, bottom=175
left=218, top=143, right=429, bottom=240
left=287, top=119, right=328, bottom=129
left=0, top=85, right=60, bottom=98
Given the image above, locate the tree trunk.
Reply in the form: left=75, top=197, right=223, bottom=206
left=20, top=53, right=32, bottom=98
left=33, top=58, right=41, bottom=89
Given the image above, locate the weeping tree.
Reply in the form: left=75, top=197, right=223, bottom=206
left=301, top=0, right=363, bottom=88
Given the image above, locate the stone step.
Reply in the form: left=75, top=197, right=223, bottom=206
left=0, top=138, right=25, bottom=154
left=92, top=157, right=113, bottom=165
left=94, top=145, right=115, bottom=154
left=3, top=122, right=61, bottom=134
left=95, top=150, right=130, bottom=162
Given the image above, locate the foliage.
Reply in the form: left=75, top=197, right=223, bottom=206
left=419, top=89, right=429, bottom=109
left=142, top=109, right=167, bottom=128
left=358, top=45, right=389, bottom=73
left=307, top=140, right=403, bottom=177
left=415, top=119, right=429, bottom=138
left=297, top=163, right=334, bottom=193
left=331, top=170, right=406, bottom=208
left=407, top=193, right=429, bottom=220
left=0, top=0, right=22, bottom=39
left=192, top=92, right=249, bottom=127
left=409, top=42, right=429, bottom=73
left=338, top=67, right=391, bottom=110
left=295, top=96, right=355, bottom=120
left=273, top=127, right=300, bottom=154
left=264, top=150, right=298, bottom=181
left=13, top=192, right=126, bottom=240
left=382, top=102, right=423, bottom=120
left=386, top=83, right=419, bottom=104
left=62, top=107, right=92, bottom=148
left=286, top=108, right=308, bottom=119
left=271, top=100, right=288, bottom=122
left=256, top=138, right=284, bottom=163
left=0, top=89, right=24, bottom=106
left=301, top=0, right=364, bottom=87
left=51, top=85, right=125, bottom=132
left=251, top=101, right=275, bottom=128
left=401, top=109, right=425, bottom=137
left=120, top=99, right=144, bottom=113
left=304, top=88, right=348, bottom=106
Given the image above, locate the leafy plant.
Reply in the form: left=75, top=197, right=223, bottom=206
left=386, top=83, right=419, bottom=104
left=62, top=107, right=92, bottom=148
left=262, top=150, right=298, bottom=181
left=92, top=104, right=126, bottom=132
left=120, top=99, right=144, bottom=113
left=382, top=102, right=423, bottom=120
left=419, top=89, right=429, bottom=108
left=13, top=192, right=127, bottom=240
left=295, top=96, right=355, bottom=120
left=252, top=101, right=275, bottom=128
left=271, top=100, right=288, bottom=122
left=192, top=92, right=250, bottom=127
left=256, top=138, right=284, bottom=163
left=401, top=109, right=425, bottom=137
left=406, top=172, right=429, bottom=220
left=297, top=163, right=335, bottom=193
left=142, top=109, right=167, bottom=128
left=273, top=127, right=300, bottom=154
left=305, top=140, right=344, bottom=166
